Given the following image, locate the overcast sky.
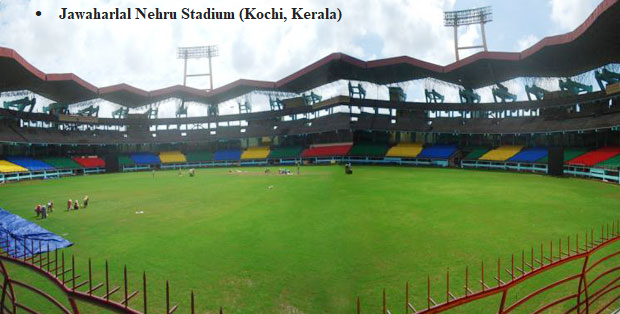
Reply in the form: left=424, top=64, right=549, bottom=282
left=0, top=0, right=602, bottom=117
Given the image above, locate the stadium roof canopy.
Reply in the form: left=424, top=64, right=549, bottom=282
left=0, top=0, right=619, bottom=107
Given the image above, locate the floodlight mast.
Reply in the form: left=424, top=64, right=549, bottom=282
left=444, top=6, right=492, bottom=61
left=177, top=45, right=219, bottom=91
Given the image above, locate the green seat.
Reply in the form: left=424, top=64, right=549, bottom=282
left=41, top=157, right=82, bottom=169
left=185, top=151, right=214, bottom=162
left=118, top=155, right=135, bottom=166
left=349, top=143, right=389, bottom=157
left=595, top=154, right=620, bottom=169
left=269, top=146, right=303, bottom=159
left=537, top=148, right=589, bottom=163
left=463, top=148, right=490, bottom=160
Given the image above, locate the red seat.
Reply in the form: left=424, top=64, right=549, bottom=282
left=73, top=156, right=106, bottom=168
left=302, top=144, right=352, bottom=157
left=567, top=147, right=620, bottom=166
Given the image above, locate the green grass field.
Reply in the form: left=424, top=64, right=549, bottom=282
left=0, top=166, right=618, bottom=313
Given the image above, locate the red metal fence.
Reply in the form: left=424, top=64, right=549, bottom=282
left=0, top=222, right=618, bottom=314
left=359, top=222, right=619, bottom=314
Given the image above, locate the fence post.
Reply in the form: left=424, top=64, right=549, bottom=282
left=576, top=255, right=590, bottom=314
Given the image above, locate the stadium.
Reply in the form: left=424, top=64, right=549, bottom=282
left=0, top=0, right=619, bottom=313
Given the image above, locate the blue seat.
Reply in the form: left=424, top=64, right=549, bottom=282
left=214, top=150, right=242, bottom=161
left=417, top=145, right=457, bottom=159
left=6, top=157, right=54, bottom=171
left=508, top=148, right=548, bottom=163
left=130, top=153, right=161, bottom=165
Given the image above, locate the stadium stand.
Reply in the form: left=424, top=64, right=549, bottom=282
left=130, top=153, right=160, bottom=165
left=6, top=157, right=54, bottom=171
left=348, top=143, right=389, bottom=157
left=301, top=143, right=353, bottom=157
left=268, top=146, right=303, bottom=159
left=185, top=151, right=214, bottom=162
left=417, top=145, right=457, bottom=159
left=159, top=151, right=187, bottom=164
left=118, top=155, right=135, bottom=167
left=0, top=160, right=28, bottom=173
left=536, top=148, right=589, bottom=163
left=567, top=147, right=620, bottom=166
left=385, top=143, right=423, bottom=158
left=241, top=146, right=271, bottom=160
left=73, top=156, right=106, bottom=168
left=508, top=147, right=548, bottom=163
left=462, top=147, right=490, bottom=160
left=214, top=149, right=242, bottom=161
left=479, top=145, right=523, bottom=161
left=41, top=157, right=83, bottom=169
left=595, top=154, right=620, bottom=169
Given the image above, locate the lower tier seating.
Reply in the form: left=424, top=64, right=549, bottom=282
left=185, top=151, right=214, bottom=162
left=73, top=157, right=105, bottom=168
left=301, top=143, right=353, bottom=157
left=385, top=143, right=423, bottom=158
left=118, top=155, right=135, bottom=167
left=6, top=157, right=54, bottom=171
left=159, top=151, right=187, bottom=164
left=130, top=153, right=160, bottom=165
left=479, top=146, right=523, bottom=161
left=595, top=154, right=620, bottom=169
left=0, top=160, right=28, bottom=173
left=567, top=147, right=620, bottom=166
left=536, top=148, right=589, bottom=163
left=214, top=150, right=242, bottom=161
left=417, top=145, right=457, bottom=159
left=348, top=143, right=389, bottom=157
left=508, top=147, right=548, bottom=163
left=42, top=157, right=83, bottom=169
left=241, top=147, right=270, bottom=160
left=463, top=147, right=490, bottom=160
left=268, top=146, right=303, bottom=159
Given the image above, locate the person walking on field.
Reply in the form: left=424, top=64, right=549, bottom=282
left=83, top=196, right=89, bottom=208
left=47, top=201, right=54, bottom=213
left=67, top=199, right=72, bottom=211
left=74, top=200, right=79, bottom=211
left=35, top=204, right=41, bottom=217
left=41, top=204, right=47, bottom=219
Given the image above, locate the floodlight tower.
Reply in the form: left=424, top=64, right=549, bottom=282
left=177, top=45, right=219, bottom=91
left=444, top=6, right=492, bottom=61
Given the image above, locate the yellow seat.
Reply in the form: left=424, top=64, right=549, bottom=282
left=0, top=160, right=28, bottom=173
left=385, top=143, right=423, bottom=158
left=479, top=145, right=523, bottom=161
left=159, top=151, right=187, bottom=164
left=241, top=146, right=271, bottom=160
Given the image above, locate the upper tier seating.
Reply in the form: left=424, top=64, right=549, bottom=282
left=118, top=155, right=135, bottom=167
left=73, top=157, right=105, bottom=168
left=348, top=143, right=389, bottom=157
left=463, top=148, right=490, bottom=160
left=6, top=157, right=54, bottom=171
left=536, top=148, right=589, bottom=163
left=479, top=146, right=523, bottom=161
left=159, top=151, right=187, bottom=164
left=130, top=153, right=160, bottom=165
left=508, top=147, right=548, bottom=163
left=241, top=147, right=271, bottom=160
left=42, top=157, right=83, bottom=169
left=385, top=143, right=423, bottom=158
left=417, top=145, right=457, bottom=159
left=567, top=147, right=620, bottom=166
left=0, top=160, right=28, bottom=173
left=268, top=146, right=303, bottom=159
left=301, top=143, right=353, bottom=157
left=214, top=150, right=242, bottom=161
left=595, top=154, right=620, bottom=169
left=185, top=151, right=214, bottom=162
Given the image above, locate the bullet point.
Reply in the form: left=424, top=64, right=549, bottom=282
left=36, top=11, right=41, bottom=16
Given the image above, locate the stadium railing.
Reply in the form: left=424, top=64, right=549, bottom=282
left=0, top=223, right=617, bottom=314
left=360, top=222, right=620, bottom=314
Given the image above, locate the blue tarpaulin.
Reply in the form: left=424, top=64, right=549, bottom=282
left=0, top=208, right=72, bottom=258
